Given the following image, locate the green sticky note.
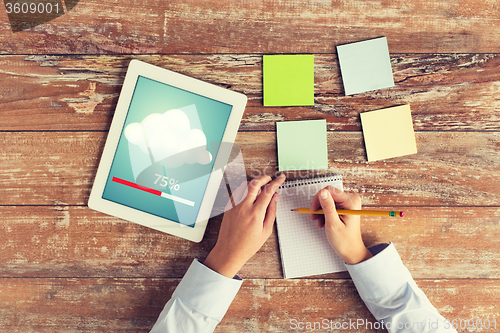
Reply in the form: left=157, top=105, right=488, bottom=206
left=276, top=119, right=328, bottom=171
left=263, top=55, right=314, bottom=106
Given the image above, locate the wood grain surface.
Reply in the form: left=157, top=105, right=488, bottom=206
left=0, top=206, right=499, bottom=280
left=1, top=0, right=499, bottom=332
left=1, top=0, right=500, bottom=54
left=1, top=277, right=498, bottom=333
left=1, top=132, right=499, bottom=206
left=1, top=54, right=499, bottom=131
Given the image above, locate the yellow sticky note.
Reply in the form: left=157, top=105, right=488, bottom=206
left=360, top=105, right=417, bottom=162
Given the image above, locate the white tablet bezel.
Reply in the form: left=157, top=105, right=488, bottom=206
left=88, top=59, right=247, bottom=242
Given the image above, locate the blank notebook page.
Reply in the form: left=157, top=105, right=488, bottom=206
left=276, top=175, right=346, bottom=278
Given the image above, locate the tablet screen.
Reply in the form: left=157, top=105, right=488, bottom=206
left=102, top=76, right=232, bottom=227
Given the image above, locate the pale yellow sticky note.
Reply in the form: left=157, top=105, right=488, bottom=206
left=360, top=105, right=417, bottom=162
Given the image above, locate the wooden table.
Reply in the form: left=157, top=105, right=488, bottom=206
left=1, top=1, right=499, bottom=332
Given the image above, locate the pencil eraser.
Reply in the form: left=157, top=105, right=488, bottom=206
left=400, top=211, right=404, bottom=217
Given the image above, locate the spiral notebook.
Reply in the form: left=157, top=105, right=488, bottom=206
left=276, top=175, right=346, bottom=278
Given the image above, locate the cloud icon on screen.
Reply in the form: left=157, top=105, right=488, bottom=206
left=125, top=108, right=212, bottom=169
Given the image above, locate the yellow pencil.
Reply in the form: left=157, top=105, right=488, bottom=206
left=291, top=208, right=404, bottom=217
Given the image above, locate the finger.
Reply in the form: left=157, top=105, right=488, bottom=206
left=309, top=189, right=323, bottom=224
left=318, top=188, right=336, bottom=215
left=327, top=186, right=361, bottom=210
left=224, top=181, right=248, bottom=211
left=233, top=181, right=249, bottom=204
left=245, top=175, right=273, bottom=202
left=318, top=189, right=345, bottom=230
left=311, top=212, right=325, bottom=232
left=262, top=193, right=280, bottom=236
left=254, top=174, right=286, bottom=209
left=326, top=187, right=362, bottom=226
left=311, top=186, right=344, bottom=210
left=311, top=213, right=324, bottom=222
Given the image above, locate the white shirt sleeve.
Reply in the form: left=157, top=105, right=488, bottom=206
left=150, top=259, right=243, bottom=333
left=346, top=243, right=458, bottom=333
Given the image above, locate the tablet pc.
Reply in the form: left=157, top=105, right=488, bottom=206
left=88, top=59, right=247, bottom=242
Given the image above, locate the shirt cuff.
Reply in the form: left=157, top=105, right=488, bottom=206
left=345, top=242, right=414, bottom=300
left=173, top=259, right=243, bottom=320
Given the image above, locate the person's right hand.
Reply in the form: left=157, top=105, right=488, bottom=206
left=309, top=186, right=372, bottom=265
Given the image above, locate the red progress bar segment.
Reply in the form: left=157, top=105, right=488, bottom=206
left=112, top=177, right=162, bottom=196
left=112, top=177, right=195, bottom=206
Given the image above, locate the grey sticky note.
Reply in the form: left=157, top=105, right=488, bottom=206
left=337, top=37, right=395, bottom=95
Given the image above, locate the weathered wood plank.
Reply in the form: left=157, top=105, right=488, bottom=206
left=234, top=131, right=500, bottom=207
left=1, top=54, right=499, bottom=131
left=0, top=277, right=168, bottom=332
left=0, top=277, right=498, bottom=332
left=232, top=279, right=500, bottom=333
left=2, top=0, right=500, bottom=54
left=0, top=206, right=498, bottom=279
left=0, top=132, right=499, bottom=206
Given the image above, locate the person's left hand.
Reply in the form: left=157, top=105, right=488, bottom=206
left=204, top=174, right=286, bottom=278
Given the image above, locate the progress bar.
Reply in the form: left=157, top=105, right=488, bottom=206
left=112, top=177, right=195, bottom=207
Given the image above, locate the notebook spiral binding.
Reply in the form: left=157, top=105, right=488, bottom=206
left=279, top=174, right=342, bottom=189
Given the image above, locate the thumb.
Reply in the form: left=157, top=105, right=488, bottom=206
left=263, top=193, right=279, bottom=236
left=318, top=189, right=344, bottom=229
left=318, top=189, right=336, bottom=215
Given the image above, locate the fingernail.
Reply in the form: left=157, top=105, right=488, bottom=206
left=320, top=189, right=328, bottom=199
left=278, top=173, right=286, bottom=178
left=274, top=193, right=280, bottom=202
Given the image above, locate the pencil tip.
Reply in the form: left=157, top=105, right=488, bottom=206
left=400, top=211, right=404, bottom=217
